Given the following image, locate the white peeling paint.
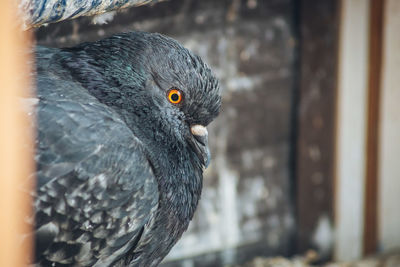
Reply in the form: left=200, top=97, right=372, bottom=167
left=226, top=76, right=263, bottom=92
left=240, top=177, right=268, bottom=219
left=312, top=215, right=334, bottom=258
left=215, top=122, right=240, bottom=263
left=91, top=11, right=116, bottom=25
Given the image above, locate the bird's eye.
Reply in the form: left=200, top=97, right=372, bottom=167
left=167, top=89, right=183, bottom=104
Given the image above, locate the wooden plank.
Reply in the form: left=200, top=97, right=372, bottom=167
left=363, top=0, right=384, bottom=256
left=0, top=0, right=34, bottom=266
left=335, top=0, right=370, bottom=261
left=378, top=0, right=400, bottom=252
left=296, top=0, right=339, bottom=259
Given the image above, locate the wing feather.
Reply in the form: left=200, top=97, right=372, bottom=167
left=33, top=48, right=158, bottom=266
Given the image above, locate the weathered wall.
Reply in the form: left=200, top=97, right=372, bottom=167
left=35, top=0, right=297, bottom=265
left=295, top=0, right=337, bottom=260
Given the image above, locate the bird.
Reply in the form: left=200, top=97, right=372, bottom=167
left=31, top=31, right=221, bottom=266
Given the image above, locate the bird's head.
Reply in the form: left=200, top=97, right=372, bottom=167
left=66, top=32, right=221, bottom=169
left=138, top=32, right=221, bottom=168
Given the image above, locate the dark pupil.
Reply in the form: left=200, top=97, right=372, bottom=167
left=171, top=93, right=179, bottom=102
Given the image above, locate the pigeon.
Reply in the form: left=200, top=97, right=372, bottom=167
left=32, top=31, right=221, bottom=266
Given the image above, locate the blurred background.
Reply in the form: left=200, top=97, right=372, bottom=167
left=35, top=1, right=300, bottom=265
left=3, top=0, right=399, bottom=266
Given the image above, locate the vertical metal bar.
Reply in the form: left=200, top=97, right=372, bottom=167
left=0, top=1, right=34, bottom=266
left=363, top=0, right=384, bottom=256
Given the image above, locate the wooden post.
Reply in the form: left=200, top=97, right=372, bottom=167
left=296, top=0, right=339, bottom=259
left=363, top=0, right=384, bottom=256
left=0, top=0, right=34, bottom=266
left=378, top=0, right=400, bottom=253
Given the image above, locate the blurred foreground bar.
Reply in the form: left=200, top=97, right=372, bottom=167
left=19, top=0, right=163, bottom=29
left=0, top=0, right=34, bottom=266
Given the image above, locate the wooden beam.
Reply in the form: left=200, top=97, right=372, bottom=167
left=378, top=0, right=400, bottom=252
left=296, top=0, right=339, bottom=259
left=363, top=0, right=384, bottom=256
left=0, top=1, right=34, bottom=266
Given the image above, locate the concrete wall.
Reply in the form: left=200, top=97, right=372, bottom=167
left=35, top=0, right=297, bottom=265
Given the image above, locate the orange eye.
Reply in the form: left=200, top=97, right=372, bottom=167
left=167, top=89, right=183, bottom=104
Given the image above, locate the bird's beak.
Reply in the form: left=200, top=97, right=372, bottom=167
left=190, top=125, right=211, bottom=168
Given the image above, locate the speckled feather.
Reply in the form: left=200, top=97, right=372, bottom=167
left=32, top=32, right=221, bottom=266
